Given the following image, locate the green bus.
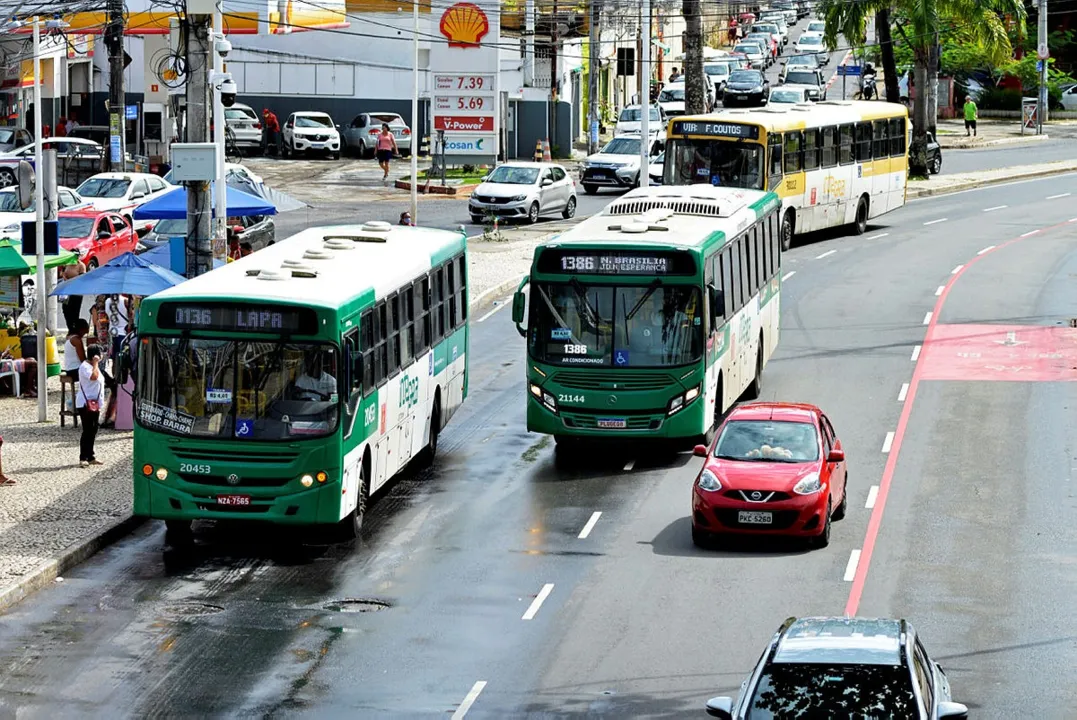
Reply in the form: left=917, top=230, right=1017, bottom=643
left=512, top=185, right=783, bottom=443
left=134, top=220, right=469, bottom=540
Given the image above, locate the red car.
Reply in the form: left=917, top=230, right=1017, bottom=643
left=59, top=208, right=139, bottom=269
left=691, top=402, right=848, bottom=548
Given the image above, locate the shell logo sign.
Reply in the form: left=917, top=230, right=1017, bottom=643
left=439, top=2, right=490, bottom=48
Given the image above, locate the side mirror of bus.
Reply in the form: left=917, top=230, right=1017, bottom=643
left=512, top=291, right=526, bottom=325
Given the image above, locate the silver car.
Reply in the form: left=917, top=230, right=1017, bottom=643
left=468, top=162, right=577, bottom=225
left=342, top=112, right=413, bottom=157
left=224, top=103, right=262, bottom=152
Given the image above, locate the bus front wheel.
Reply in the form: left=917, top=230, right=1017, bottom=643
left=164, top=520, right=193, bottom=547
left=416, top=397, right=441, bottom=468
left=853, top=196, right=869, bottom=235
left=780, top=210, right=795, bottom=251
left=336, top=461, right=368, bottom=541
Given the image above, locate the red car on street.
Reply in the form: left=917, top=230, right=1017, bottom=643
left=59, top=208, right=139, bottom=269
left=691, top=402, right=848, bottom=549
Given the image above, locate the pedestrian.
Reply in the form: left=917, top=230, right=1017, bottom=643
left=59, top=261, right=86, bottom=334
left=376, top=123, right=398, bottom=185
left=728, top=17, right=738, bottom=46
left=55, top=116, right=67, bottom=137
left=63, top=318, right=90, bottom=381
left=669, top=67, right=681, bottom=83
left=262, top=108, right=281, bottom=156
left=239, top=242, right=253, bottom=257
left=963, top=95, right=978, bottom=137
left=399, top=211, right=414, bottom=226
left=0, top=434, right=10, bottom=486
left=76, top=344, right=105, bottom=468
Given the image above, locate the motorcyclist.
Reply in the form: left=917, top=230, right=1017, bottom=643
left=861, top=63, right=877, bottom=99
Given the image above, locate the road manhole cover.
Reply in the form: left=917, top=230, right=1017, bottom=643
left=162, top=602, right=225, bottom=618
left=323, top=598, right=391, bottom=613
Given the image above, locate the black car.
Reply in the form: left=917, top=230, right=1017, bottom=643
left=925, top=132, right=942, bottom=174
left=138, top=214, right=275, bottom=254
left=722, top=70, right=770, bottom=108
left=705, top=617, right=969, bottom=720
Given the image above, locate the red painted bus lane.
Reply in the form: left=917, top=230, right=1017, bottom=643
left=919, top=324, right=1077, bottom=382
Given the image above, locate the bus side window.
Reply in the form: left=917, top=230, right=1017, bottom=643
left=803, top=128, right=820, bottom=171
left=343, top=329, right=362, bottom=420
left=731, top=239, right=744, bottom=312
left=759, top=222, right=768, bottom=284
left=720, top=249, right=734, bottom=322
left=360, top=309, right=375, bottom=396
left=456, top=255, right=467, bottom=325
left=889, top=117, right=906, bottom=157
left=431, top=267, right=446, bottom=343
left=839, top=124, right=854, bottom=165
left=446, top=260, right=458, bottom=332
left=768, top=133, right=783, bottom=189
left=417, top=277, right=431, bottom=352
left=401, top=284, right=415, bottom=369
left=770, top=213, right=780, bottom=273
left=855, top=121, right=872, bottom=162
left=783, top=131, right=802, bottom=175
left=821, top=126, right=838, bottom=168
left=374, top=302, right=388, bottom=387
left=388, top=293, right=402, bottom=378
left=873, top=120, right=889, bottom=159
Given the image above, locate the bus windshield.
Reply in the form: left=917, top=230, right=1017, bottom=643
left=663, top=137, right=765, bottom=189
left=137, top=337, right=340, bottom=440
left=529, top=282, right=704, bottom=368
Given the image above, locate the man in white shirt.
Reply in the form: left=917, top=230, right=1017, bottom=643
left=293, top=353, right=337, bottom=401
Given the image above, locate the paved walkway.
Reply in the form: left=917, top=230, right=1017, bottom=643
left=935, top=118, right=1077, bottom=149
left=908, top=157, right=1077, bottom=199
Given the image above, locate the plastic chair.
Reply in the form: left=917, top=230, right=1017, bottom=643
left=0, top=362, right=18, bottom=398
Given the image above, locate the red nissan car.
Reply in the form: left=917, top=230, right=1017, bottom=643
left=691, top=402, right=848, bottom=548
left=58, top=208, right=138, bottom=269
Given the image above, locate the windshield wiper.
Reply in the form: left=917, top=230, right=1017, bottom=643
left=570, top=277, right=599, bottom=327
left=626, top=278, right=663, bottom=322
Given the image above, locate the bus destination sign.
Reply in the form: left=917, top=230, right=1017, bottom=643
left=670, top=120, right=759, bottom=140
left=158, top=303, right=318, bottom=334
left=539, top=250, right=695, bottom=276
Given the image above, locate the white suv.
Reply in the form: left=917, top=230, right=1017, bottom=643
left=282, top=111, right=342, bottom=159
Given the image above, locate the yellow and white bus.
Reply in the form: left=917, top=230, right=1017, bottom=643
left=662, top=100, right=909, bottom=249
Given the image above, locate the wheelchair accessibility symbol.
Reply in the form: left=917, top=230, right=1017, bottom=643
left=615, top=350, right=630, bottom=367
left=235, top=418, right=254, bottom=437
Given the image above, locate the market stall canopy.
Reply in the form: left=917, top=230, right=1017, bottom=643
left=49, top=252, right=186, bottom=297
left=0, top=240, right=78, bottom=277
left=674, top=47, right=728, bottom=62
left=133, top=184, right=277, bottom=221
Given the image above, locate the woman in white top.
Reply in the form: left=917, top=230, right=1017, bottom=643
left=76, top=345, right=105, bottom=467
left=63, top=318, right=90, bottom=379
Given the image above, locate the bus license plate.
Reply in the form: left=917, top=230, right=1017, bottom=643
left=597, top=417, right=627, bottom=428
left=738, top=511, right=772, bottom=525
left=217, top=495, right=251, bottom=507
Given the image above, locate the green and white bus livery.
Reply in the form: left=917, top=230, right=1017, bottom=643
left=134, top=220, right=469, bottom=538
left=512, top=185, right=782, bottom=442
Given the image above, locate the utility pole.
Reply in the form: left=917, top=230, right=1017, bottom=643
left=1037, top=0, right=1048, bottom=134
left=32, top=17, right=46, bottom=423
left=550, top=0, right=559, bottom=157
left=587, top=0, right=601, bottom=154
left=105, top=0, right=126, bottom=172
left=185, top=7, right=213, bottom=277
left=43, top=149, right=58, bottom=337
left=639, top=0, right=650, bottom=180
left=410, top=0, right=419, bottom=223
left=212, top=10, right=227, bottom=262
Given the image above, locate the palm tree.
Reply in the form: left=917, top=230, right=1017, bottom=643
left=817, top=0, right=1024, bottom=174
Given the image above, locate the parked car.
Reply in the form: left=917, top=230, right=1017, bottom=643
left=648, top=151, right=664, bottom=186
left=58, top=208, right=138, bottom=269
left=772, top=0, right=798, bottom=24
left=722, top=69, right=770, bottom=107
left=703, top=62, right=733, bottom=98
left=690, top=401, right=847, bottom=548
left=757, top=14, right=789, bottom=44
left=805, top=19, right=826, bottom=34
left=67, top=125, right=109, bottom=146
left=0, top=127, right=32, bottom=154
left=614, top=104, right=665, bottom=137
left=750, top=22, right=784, bottom=52
left=138, top=213, right=275, bottom=253
left=734, top=41, right=769, bottom=69
left=781, top=53, right=821, bottom=79
left=75, top=172, right=173, bottom=232
left=925, top=132, right=942, bottom=174
left=658, top=84, right=687, bottom=118
left=705, top=617, right=969, bottom=720
left=341, top=112, right=413, bottom=157
left=282, top=111, right=342, bottom=159
left=223, top=102, right=262, bottom=153
left=0, top=137, right=103, bottom=189
left=768, top=86, right=813, bottom=104
left=795, top=32, right=830, bottom=64
left=0, top=186, right=88, bottom=238
left=1059, top=83, right=1077, bottom=110
left=580, top=133, right=664, bottom=194
left=745, top=32, right=779, bottom=62
left=468, top=162, right=576, bottom=225
left=781, top=68, right=827, bottom=100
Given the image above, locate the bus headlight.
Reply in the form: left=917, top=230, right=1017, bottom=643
left=542, top=391, right=558, bottom=413
left=301, top=474, right=314, bottom=487
left=529, top=382, right=543, bottom=398
left=668, top=385, right=702, bottom=415
left=155, top=467, right=169, bottom=481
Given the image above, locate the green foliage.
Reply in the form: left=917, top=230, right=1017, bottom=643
left=977, top=87, right=1023, bottom=110
left=996, top=55, right=1077, bottom=108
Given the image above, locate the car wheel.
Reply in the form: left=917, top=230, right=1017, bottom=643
left=0, top=168, right=14, bottom=188
left=562, top=195, right=577, bottom=219
left=470, top=214, right=484, bottom=224
left=780, top=208, right=795, bottom=251
left=930, top=153, right=942, bottom=175
left=833, top=475, right=848, bottom=520
left=331, top=152, right=340, bottom=161
left=813, top=499, right=832, bottom=548
left=527, top=202, right=540, bottom=224
left=87, top=257, right=99, bottom=270
left=852, top=195, right=869, bottom=235
left=582, top=183, right=598, bottom=195
left=282, top=142, right=291, bottom=158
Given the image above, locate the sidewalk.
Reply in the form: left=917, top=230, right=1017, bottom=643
left=934, top=118, right=1077, bottom=149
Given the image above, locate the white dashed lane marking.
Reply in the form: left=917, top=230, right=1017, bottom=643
left=782, top=271, right=796, bottom=281
left=1047, top=193, right=1071, bottom=200
left=881, top=432, right=895, bottom=453
left=898, top=383, right=909, bottom=402
left=983, top=205, right=1007, bottom=212
left=1020, top=230, right=1040, bottom=238
left=951, top=265, right=964, bottom=275
left=843, top=549, right=862, bottom=582
left=578, top=512, right=602, bottom=539
left=923, top=218, right=948, bottom=226
left=451, top=682, right=488, bottom=720
left=865, top=486, right=879, bottom=509
left=815, top=250, right=836, bottom=259
left=867, top=232, right=889, bottom=240
left=911, top=345, right=922, bottom=361
left=935, top=286, right=945, bottom=296
left=977, top=245, right=995, bottom=255
left=922, top=312, right=933, bottom=325
left=522, top=584, right=555, bottom=620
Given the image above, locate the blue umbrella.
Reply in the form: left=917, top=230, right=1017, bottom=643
left=50, top=252, right=187, bottom=297
left=133, top=183, right=277, bottom=220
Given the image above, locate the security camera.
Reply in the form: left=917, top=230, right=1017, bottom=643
left=215, top=37, right=232, bottom=57
left=219, top=77, right=237, bottom=107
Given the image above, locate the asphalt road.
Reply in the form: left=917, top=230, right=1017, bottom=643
left=939, top=137, right=1077, bottom=176
left=3, top=162, right=1077, bottom=716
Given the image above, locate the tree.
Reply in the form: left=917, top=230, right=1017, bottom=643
left=877, top=8, right=901, bottom=103
left=818, top=0, right=1024, bottom=174
left=681, top=0, right=705, bottom=114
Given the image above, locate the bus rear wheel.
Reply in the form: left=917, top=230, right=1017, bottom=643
left=745, top=342, right=764, bottom=400
left=853, top=196, right=869, bottom=235
left=416, top=398, right=441, bottom=468
left=780, top=209, right=795, bottom=251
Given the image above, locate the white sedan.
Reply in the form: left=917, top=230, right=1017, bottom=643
left=0, top=186, right=89, bottom=238
left=75, top=172, right=173, bottom=231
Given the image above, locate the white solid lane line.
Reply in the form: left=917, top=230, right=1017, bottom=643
left=951, top=264, right=963, bottom=275
left=815, top=249, right=836, bottom=259
left=935, top=285, right=945, bottom=296
left=865, top=486, right=879, bottom=509
left=922, top=312, right=932, bottom=325
left=451, top=681, right=488, bottom=720
left=522, top=584, right=555, bottom=620
left=843, top=549, right=862, bottom=582
left=897, top=383, right=909, bottom=402
left=623, top=459, right=636, bottom=472
left=923, top=218, right=948, bottom=226
left=867, top=232, right=889, bottom=240
left=782, top=271, right=796, bottom=281
left=881, top=431, right=895, bottom=453
left=476, top=296, right=513, bottom=323
left=910, top=345, right=922, bottom=361
left=1047, top=193, right=1071, bottom=199
left=1070, top=218, right=1077, bottom=223
left=1020, top=230, right=1040, bottom=237
left=977, top=245, right=995, bottom=255
left=983, top=205, right=1007, bottom=212
left=578, top=511, right=602, bottom=539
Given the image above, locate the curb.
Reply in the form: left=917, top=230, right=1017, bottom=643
left=938, top=134, right=1050, bottom=150
left=469, top=272, right=528, bottom=312
left=908, top=164, right=1077, bottom=199
left=394, top=180, right=480, bottom=196
left=0, top=514, right=146, bottom=616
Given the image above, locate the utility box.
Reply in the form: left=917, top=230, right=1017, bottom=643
left=185, top=0, right=217, bottom=14
left=170, top=143, right=217, bottom=182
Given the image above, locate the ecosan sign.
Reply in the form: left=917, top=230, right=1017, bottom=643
left=430, top=1, right=499, bottom=159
